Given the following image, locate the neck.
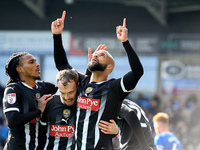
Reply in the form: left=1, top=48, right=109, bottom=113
left=20, top=77, right=36, bottom=88
left=90, top=71, right=108, bottom=82
left=159, top=127, right=169, bottom=134
left=162, top=128, right=169, bottom=133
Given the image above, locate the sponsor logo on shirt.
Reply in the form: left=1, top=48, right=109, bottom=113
left=50, top=125, right=75, bottom=137
left=30, top=115, right=40, bottom=123
left=77, top=96, right=100, bottom=111
left=7, top=93, right=16, bottom=104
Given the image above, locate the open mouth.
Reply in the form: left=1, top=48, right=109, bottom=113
left=65, top=99, right=73, bottom=103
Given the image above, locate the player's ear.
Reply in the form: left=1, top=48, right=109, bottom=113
left=107, top=64, right=114, bottom=74
left=16, top=66, right=23, bottom=73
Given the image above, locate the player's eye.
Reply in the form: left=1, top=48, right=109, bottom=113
left=29, top=59, right=36, bottom=64
left=100, top=53, right=105, bottom=56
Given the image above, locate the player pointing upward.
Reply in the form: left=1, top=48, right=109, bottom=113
left=52, top=11, right=144, bottom=150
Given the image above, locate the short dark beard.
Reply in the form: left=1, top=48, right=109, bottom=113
left=87, top=62, right=107, bottom=72
left=33, top=76, right=41, bottom=80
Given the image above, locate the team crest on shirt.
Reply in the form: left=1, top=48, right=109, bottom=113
left=85, top=87, right=93, bottom=95
left=63, top=109, right=70, bottom=118
left=7, top=93, right=16, bottom=104
left=35, top=93, right=41, bottom=99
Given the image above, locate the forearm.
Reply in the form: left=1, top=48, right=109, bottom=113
left=5, top=109, right=41, bottom=128
left=53, top=34, right=72, bottom=71
left=123, top=40, right=143, bottom=76
left=122, top=40, right=144, bottom=91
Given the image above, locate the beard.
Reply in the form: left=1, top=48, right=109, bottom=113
left=87, top=61, right=107, bottom=72
left=33, top=76, right=41, bottom=80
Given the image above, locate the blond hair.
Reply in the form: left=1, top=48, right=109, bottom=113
left=153, top=112, right=169, bottom=125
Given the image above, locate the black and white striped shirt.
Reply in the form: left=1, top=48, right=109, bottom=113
left=3, top=81, right=57, bottom=150
left=41, top=95, right=76, bottom=150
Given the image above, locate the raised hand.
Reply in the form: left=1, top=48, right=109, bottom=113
left=116, top=18, right=128, bottom=42
left=98, top=119, right=119, bottom=135
left=88, top=44, right=107, bottom=61
left=51, top=11, right=66, bottom=35
left=37, top=94, right=53, bottom=113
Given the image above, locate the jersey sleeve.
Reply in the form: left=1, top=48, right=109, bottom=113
left=39, top=97, right=52, bottom=126
left=38, top=111, right=48, bottom=150
left=3, top=86, right=20, bottom=114
left=53, top=34, right=73, bottom=71
left=3, top=85, right=41, bottom=128
left=154, top=135, right=164, bottom=150
left=40, top=108, right=48, bottom=126
left=120, top=40, right=144, bottom=92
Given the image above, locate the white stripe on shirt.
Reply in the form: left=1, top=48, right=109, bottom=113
left=120, top=76, right=134, bottom=92
left=4, top=107, right=19, bottom=113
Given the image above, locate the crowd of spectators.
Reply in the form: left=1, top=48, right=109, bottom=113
left=0, top=79, right=200, bottom=150
left=113, top=92, right=200, bottom=150
left=162, top=93, right=200, bottom=150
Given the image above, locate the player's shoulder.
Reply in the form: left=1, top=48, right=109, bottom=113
left=154, top=134, right=162, bottom=141
left=158, top=132, right=172, bottom=139
left=122, top=99, right=142, bottom=110
left=36, top=80, right=56, bottom=88
left=50, top=94, right=61, bottom=103
left=5, top=82, right=22, bottom=92
left=6, top=82, right=20, bottom=88
left=109, top=78, right=121, bottom=87
left=36, top=80, right=46, bottom=86
left=45, top=94, right=60, bottom=107
left=52, top=94, right=60, bottom=99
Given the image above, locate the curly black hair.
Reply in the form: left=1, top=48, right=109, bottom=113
left=5, top=52, right=28, bottom=86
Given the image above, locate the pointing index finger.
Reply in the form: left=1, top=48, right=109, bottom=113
left=123, top=18, right=126, bottom=28
left=61, top=11, right=66, bottom=22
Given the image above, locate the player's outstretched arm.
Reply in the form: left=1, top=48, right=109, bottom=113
left=53, top=11, right=72, bottom=71
left=116, top=18, right=144, bottom=92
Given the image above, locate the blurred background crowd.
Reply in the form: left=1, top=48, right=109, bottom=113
left=112, top=92, right=200, bottom=150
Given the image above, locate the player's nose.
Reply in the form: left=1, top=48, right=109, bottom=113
left=65, top=94, right=69, bottom=99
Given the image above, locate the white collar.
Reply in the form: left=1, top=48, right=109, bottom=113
left=21, top=82, right=38, bottom=89
left=89, top=79, right=107, bottom=84
left=59, top=95, right=65, bottom=104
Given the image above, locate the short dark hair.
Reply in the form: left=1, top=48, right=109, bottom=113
left=5, top=52, right=29, bottom=86
left=56, top=69, right=79, bottom=86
